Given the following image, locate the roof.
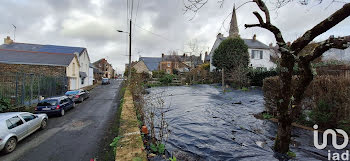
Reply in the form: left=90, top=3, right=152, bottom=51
left=209, top=36, right=270, bottom=56
left=0, top=112, right=27, bottom=121
left=139, top=57, right=162, bottom=71
left=0, top=43, right=85, bottom=56
left=0, top=49, right=76, bottom=66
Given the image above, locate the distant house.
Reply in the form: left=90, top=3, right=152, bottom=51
left=204, top=52, right=210, bottom=64
left=160, top=54, right=190, bottom=74
left=209, top=6, right=276, bottom=72
left=93, top=58, right=114, bottom=79
left=132, top=57, right=162, bottom=75
left=0, top=48, right=80, bottom=90
left=0, top=36, right=93, bottom=88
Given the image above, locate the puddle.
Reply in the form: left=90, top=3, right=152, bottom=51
left=145, top=85, right=349, bottom=161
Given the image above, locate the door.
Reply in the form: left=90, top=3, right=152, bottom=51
left=70, top=78, right=77, bottom=90
left=60, top=99, right=68, bottom=110
left=20, top=113, right=40, bottom=133
left=6, top=116, right=27, bottom=140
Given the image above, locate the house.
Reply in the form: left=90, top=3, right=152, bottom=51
left=0, top=36, right=93, bottom=88
left=132, top=57, right=162, bottom=75
left=93, top=58, right=114, bottom=79
left=90, top=64, right=104, bottom=83
left=209, top=6, right=276, bottom=72
left=160, top=54, right=190, bottom=74
left=0, top=48, right=80, bottom=90
left=180, top=54, right=203, bottom=69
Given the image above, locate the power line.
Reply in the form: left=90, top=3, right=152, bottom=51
left=133, top=23, right=172, bottom=42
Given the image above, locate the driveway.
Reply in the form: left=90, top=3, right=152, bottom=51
left=0, top=80, right=123, bottom=161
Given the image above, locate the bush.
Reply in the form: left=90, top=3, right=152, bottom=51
left=0, top=98, right=11, bottom=113
left=263, top=75, right=350, bottom=129
left=152, top=71, right=165, bottom=78
left=248, top=68, right=278, bottom=86
left=159, top=74, right=174, bottom=85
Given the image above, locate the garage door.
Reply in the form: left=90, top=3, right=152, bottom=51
left=70, top=78, right=77, bottom=90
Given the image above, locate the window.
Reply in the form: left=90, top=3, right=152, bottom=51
left=167, top=63, right=171, bottom=67
left=6, top=116, right=24, bottom=129
left=73, top=63, right=76, bottom=76
left=20, top=113, right=36, bottom=122
left=81, top=77, right=85, bottom=85
left=38, top=100, right=58, bottom=106
left=251, top=50, right=263, bottom=59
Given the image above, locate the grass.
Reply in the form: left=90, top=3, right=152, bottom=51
left=263, top=113, right=273, bottom=119
left=287, top=151, right=296, bottom=158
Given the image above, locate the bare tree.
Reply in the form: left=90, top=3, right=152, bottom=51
left=184, top=0, right=350, bottom=154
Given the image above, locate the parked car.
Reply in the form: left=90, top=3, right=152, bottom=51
left=35, top=96, right=75, bottom=116
left=102, top=78, right=110, bottom=85
left=0, top=112, right=48, bottom=153
left=65, top=90, right=90, bottom=102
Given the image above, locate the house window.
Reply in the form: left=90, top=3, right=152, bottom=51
left=166, top=69, right=171, bottom=74
left=251, top=50, right=263, bottom=59
left=73, top=63, right=76, bottom=76
left=167, top=62, right=171, bottom=67
left=81, top=77, right=85, bottom=85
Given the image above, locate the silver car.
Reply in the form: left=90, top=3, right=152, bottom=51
left=0, top=112, right=48, bottom=153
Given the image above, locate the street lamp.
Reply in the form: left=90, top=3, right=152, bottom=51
left=117, top=19, right=132, bottom=81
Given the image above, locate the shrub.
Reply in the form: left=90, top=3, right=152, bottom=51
left=263, top=75, right=350, bottom=129
left=248, top=68, right=278, bottom=86
left=152, top=71, right=166, bottom=78
left=0, top=98, right=11, bottom=113
left=159, top=74, right=174, bottom=85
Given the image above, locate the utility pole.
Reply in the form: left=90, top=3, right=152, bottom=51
left=128, top=19, right=132, bottom=81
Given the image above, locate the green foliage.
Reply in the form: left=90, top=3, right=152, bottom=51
left=110, top=136, right=122, bottom=154
left=150, top=143, right=165, bottom=154
left=201, top=63, right=210, bottom=71
left=241, top=87, right=249, bottom=91
left=287, top=151, right=296, bottom=158
left=212, top=37, right=249, bottom=71
left=169, top=156, right=177, bottom=161
left=309, top=100, right=333, bottom=128
left=0, top=98, right=11, bottom=113
left=152, top=70, right=166, bottom=78
left=263, top=113, right=273, bottom=119
left=124, top=67, right=137, bottom=77
left=248, top=68, right=278, bottom=87
left=132, top=157, right=143, bottom=161
left=159, top=74, right=174, bottom=85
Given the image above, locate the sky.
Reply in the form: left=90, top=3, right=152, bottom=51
left=0, top=0, right=349, bottom=74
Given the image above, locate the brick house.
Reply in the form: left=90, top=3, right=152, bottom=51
left=93, top=58, right=114, bottom=79
left=160, top=54, right=190, bottom=74
left=131, top=57, right=162, bottom=75
left=0, top=48, right=80, bottom=90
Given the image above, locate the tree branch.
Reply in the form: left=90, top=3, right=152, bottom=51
left=291, top=3, right=350, bottom=55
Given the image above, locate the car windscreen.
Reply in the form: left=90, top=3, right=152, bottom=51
left=65, top=91, right=79, bottom=95
left=38, top=100, right=58, bottom=106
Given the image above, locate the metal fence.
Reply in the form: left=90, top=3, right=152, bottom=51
left=0, top=72, right=68, bottom=107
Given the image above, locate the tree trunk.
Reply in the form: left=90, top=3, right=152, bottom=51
left=222, top=68, right=225, bottom=92
left=274, top=118, right=292, bottom=154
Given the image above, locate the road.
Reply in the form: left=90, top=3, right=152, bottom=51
left=0, top=80, right=123, bottom=161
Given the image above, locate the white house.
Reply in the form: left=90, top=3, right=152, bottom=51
left=75, top=49, right=94, bottom=88
left=209, top=6, right=276, bottom=72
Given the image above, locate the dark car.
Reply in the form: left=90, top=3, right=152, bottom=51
left=102, top=78, right=110, bottom=85
left=65, top=90, right=90, bottom=103
left=35, top=96, right=75, bottom=116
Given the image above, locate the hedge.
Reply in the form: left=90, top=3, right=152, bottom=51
left=263, top=75, right=350, bottom=129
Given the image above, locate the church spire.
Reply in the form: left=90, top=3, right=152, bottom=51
left=229, top=4, right=239, bottom=37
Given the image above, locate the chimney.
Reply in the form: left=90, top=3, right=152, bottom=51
left=4, top=36, right=13, bottom=44
left=287, top=42, right=291, bottom=46
left=200, top=53, right=202, bottom=60
left=183, top=53, right=186, bottom=57
left=253, top=34, right=256, bottom=41
left=217, top=33, right=223, bottom=39
left=205, top=51, right=208, bottom=57
left=161, top=53, right=164, bottom=61
left=269, top=43, right=273, bottom=48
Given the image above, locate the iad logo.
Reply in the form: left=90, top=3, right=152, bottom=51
left=313, top=125, right=350, bottom=160
left=313, top=124, right=349, bottom=150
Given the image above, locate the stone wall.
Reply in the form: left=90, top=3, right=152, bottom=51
left=0, top=63, right=66, bottom=77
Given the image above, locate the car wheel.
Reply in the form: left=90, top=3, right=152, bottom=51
left=60, top=109, right=65, bottom=116
left=40, top=119, right=47, bottom=130
left=3, top=137, right=17, bottom=153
